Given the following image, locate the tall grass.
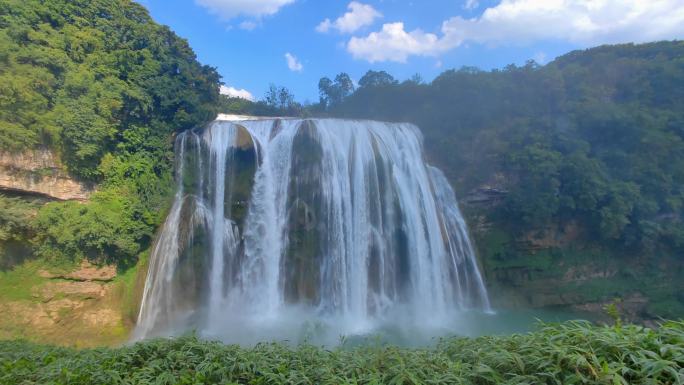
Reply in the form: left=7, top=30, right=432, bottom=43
left=1, top=321, right=682, bottom=384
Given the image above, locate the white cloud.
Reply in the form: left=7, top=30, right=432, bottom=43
left=348, top=0, right=684, bottom=63
left=285, top=52, right=303, bottom=72
left=195, top=0, right=294, bottom=19
left=439, top=0, right=684, bottom=47
left=316, top=2, right=382, bottom=34
left=239, top=20, right=258, bottom=30
left=316, top=19, right=333, bottom=33
left=347, top=22, right=442, bottom=63
left=220, top=85, right=254, bottom=100
left=464, top=0, right=479, bottom=10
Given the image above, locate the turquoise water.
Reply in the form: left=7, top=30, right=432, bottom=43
left=197, top=306, right=596, bottom=347
left=329, top=308, right=597, bottom=347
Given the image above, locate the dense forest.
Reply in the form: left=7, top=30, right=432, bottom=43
left=0, top=0, right=219, bottom=268
left=228, top=42, right=684, bottom=255
left=324, top=42, right=684, bottom=254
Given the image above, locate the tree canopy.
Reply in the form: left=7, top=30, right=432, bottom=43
left=318, top=73, right=355, bottom=109
left=322, top=42, right=684, bottom=255
left=358, top=70, right=397, bottom=88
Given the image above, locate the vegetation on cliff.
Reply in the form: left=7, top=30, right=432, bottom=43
left=322, top=42, right=684, bottom=252
left=219, top=84, right=304, bottom=117
left=1, top=321, right=683, bottom=384
left=0, top=195, right=36, bottom=269
left=0, top=0, right=220, bottom=267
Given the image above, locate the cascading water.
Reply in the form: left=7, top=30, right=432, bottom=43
left=134, top=117, right=490, bottom=345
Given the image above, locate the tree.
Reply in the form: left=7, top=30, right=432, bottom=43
left=359, top=70, right=398, bottom=88
left=262, top=84, right=300, bottom=115
left=334, top=73, right=355, bottom=100
left=318, top=73, right=355, bottom=109
left=318, top=77, right=334, bottom=108
left=278, top=87, right=295, bottom=110
left=407, top=73, right=423, bottom=85
left=265, top=84, right=279, bottom=107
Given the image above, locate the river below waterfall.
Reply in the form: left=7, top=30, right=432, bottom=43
left=201, top=306, right=594, bottom=347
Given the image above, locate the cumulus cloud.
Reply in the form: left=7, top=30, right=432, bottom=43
left=439, top=0, right=684, bottom=47
left=316, top=2, right=382, bottom=34
left=347, top=22, right=442, bottom=63
left=316, top=19, right=332, bottom=33
left=285, top=52, right=303, bottom=72
left=220, top=85, right=254, bottom=100
left=348, top=0, right=684, bottom=63
left=195, top=0, right=294, bottom=19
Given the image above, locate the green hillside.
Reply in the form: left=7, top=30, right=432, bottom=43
left=0, top=0, right=219, bottom=267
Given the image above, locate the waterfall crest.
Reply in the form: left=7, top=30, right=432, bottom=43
left=135, top=118, right=490, bottom=344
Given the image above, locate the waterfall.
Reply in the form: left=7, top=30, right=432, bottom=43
left=134, top=117, right=490, bottom=344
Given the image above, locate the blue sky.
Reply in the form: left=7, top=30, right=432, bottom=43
left=139, top=0, right=684, bottom=102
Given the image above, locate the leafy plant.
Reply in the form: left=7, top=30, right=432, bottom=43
left=1, top=321, right=682, bottom=384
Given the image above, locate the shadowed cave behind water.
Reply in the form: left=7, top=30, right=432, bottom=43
left=134, top=117, right=494, bottom=346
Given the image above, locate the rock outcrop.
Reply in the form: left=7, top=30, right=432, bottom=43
left=0, top=260, right=143, bottom=348
left=0, top=150, right=92, bottom=201
left=461, top=183, right=684, bottom=324
left=39, top=260, right=117, bottom=282
left=463, top=187, right=507, bottom=207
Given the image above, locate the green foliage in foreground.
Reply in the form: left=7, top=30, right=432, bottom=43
left=1, top=321, right=682, bottom=384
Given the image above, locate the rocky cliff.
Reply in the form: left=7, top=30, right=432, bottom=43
left=0, top=150, right=92, bottom=201
left=0, top=258, right=146, bottom=347
left=463, top=188, right=684, bottom=324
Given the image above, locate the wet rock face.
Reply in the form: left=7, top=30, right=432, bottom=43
left=463, top=187, right=507, bottom=207
left=228, top=142, right=257, bottom=227
left=179, top=136, right=207, bottom=200
left=182, top=124, right=257, bottom=230
left=144, top=124, right=259, bottom=325
left=234, top=124, right=255, bottom=151
left=174, top=197, right=211, bottom=310
left=282, top=121, right=323, bottom=305
left=0, top=150, right=92, bottom=201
